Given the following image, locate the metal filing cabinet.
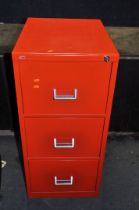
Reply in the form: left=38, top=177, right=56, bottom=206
left=12, top=18, right=119, bottom=198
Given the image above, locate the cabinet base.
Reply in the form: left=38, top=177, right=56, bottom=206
left=28, top=191, right=99, bottom=198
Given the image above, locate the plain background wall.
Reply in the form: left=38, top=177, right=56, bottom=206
left=0, top=0, right=139, bottom=26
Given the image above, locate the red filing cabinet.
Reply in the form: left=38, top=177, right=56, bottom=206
left=12, top=18, right=119, bottom=198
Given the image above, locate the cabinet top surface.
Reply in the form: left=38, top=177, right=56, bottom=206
left=13, top=18, right=119, bottom=60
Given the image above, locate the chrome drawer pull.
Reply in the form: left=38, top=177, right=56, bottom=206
left=54, top=176, right=73, bottom=186
left=54, top=138, right=75, bottom=148
left=53, top=88, right=77, bottom=100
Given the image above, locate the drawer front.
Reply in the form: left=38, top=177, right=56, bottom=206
left=29, top=159, right=98, bottom=193
left=25, top=118, right=104, bottom=158
left=19, top=61, right=111, bottom=115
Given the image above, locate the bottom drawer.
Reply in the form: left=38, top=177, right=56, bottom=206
left=29, top=159, right=99, bottom=193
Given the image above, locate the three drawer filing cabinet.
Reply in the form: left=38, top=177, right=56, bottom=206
left=12, top=18, right=119, bottom=198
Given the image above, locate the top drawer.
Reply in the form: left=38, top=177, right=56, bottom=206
left=19, top=61, right=111, bottom=115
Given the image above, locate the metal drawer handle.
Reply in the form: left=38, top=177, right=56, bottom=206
left=54, top=176, right=73, bottom=186
left=53, top=88, right=77, bottom=100
left=54, top=138, right=75, bottom=148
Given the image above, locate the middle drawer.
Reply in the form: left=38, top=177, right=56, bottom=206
left=25, top=117, right=104, bottom=158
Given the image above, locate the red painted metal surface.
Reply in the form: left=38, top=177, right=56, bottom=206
left=13, top=18, right=118, bottom=61
left=12, top=18, right=119, bottom=198
left=25, top=117, right=104, bottom=158
left=19, top=61, right=111, bottom=115
left=29, top=159, right=99, bottom=193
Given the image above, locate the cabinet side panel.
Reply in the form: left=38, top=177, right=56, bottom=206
left=96, top=60, right=119, bottom=195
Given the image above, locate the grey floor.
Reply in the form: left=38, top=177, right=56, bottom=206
left=0, top=133, right=139, bottom=210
